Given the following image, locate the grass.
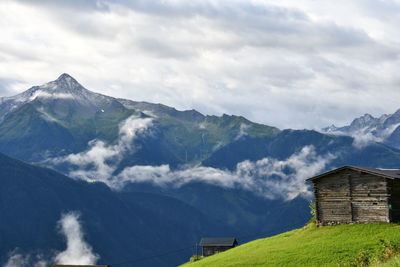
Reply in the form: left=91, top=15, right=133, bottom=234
left=374, top=254, right=400, bottom=266
left=182, top=223, right=400, bottom=267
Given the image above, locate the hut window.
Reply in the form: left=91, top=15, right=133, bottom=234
left=373, top=202, right=378, bottom=205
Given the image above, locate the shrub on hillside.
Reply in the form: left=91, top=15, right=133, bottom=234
left=350, top=239, right=400, bottom=266
left=190, top=254, right=202, bottom=263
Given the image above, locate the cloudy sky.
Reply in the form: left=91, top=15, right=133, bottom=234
left=1, top=0, right=400, bottom=129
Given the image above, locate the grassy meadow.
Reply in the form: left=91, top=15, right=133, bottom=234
left=183, top=222, right=400, bottom=267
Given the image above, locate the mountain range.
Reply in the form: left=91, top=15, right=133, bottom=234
left=0, top=73, right=278, bottom=165
left=322, top=110, right=400, bottom=149
left=2, top=74, right=400, bottom=266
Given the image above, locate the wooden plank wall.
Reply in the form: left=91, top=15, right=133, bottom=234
left=351, top=173, right=389, bottom=223
left=315, top=170, right=352, bottom=225
left=314, top=169, right=389, bottom=225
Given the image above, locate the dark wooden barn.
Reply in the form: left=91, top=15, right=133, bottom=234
left=199, top=237, right=238, bottom=257
left=307, top=166, right=400, bottom=226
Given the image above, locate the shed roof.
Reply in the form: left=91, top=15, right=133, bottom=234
left=306, top=165, right=400, bottom=182
left=199, top=237, right=238, bottom=247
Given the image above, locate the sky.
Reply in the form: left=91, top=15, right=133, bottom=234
left=1, top=0, right=400, bottom=129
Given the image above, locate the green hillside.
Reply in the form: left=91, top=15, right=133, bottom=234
left=375, top=254, right=400, bottom=267
left=183, top=222, right=400, bottom=267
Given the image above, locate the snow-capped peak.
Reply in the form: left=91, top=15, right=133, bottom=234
left=1, top=74, right=87, bottom=104
left=0, top=74, right=120, bottom=121
left=54, top=73, right=81, bottom=90
left=321, top=110, right=400, bottom=149
left=350, top=113, right=376, bottom=127
left=321, top=124, right=338, bottom=133
left=40, top=73, right=84, bottom=93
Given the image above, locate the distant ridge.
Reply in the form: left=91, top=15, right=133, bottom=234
left=321, top=110, right=400, bottom=149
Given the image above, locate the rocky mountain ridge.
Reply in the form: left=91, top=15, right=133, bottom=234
left=322, top=110, right=400, bottom=149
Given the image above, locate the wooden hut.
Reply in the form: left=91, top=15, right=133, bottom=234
left=199, top=237, right=238, bottom=256
left=307, top=166, right=400, bottom=226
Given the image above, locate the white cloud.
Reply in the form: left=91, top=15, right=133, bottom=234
left=234, top=123, right=250, bottom=140
left=351, top=132, right=381, bottom=149
left=4, top=212, right=98, bottom=267
left=54, top=212, right=99, bottom=265
left=28, top=90, right=74, bottom=101
left=324, top=127, right=384, bottom=149
left=4, top=253, right=29, bottom=267
left=114, top=145, right=334, bottom=200
left=50, top=115, right=153, bottom=181
left=1, top=1, right=400, bottom=129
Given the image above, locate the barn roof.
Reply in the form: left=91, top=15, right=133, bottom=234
left=199, top=237, right=238, bottom=247
left=306, top=165, right=400, bottom=181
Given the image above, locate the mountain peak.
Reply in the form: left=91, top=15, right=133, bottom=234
left=345, top=114, right=376, bottom=132
left=53, top=73, right=81, bottom=90
left=321, top=124, right=338, bottom=133
left=361, top=113, right=374, bottom=120
left=57, top=73, right=74, bottom=80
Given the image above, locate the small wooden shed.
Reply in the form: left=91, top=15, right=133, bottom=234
left=199, top=237, right=238, bottom=257
left=307, top=166, right=400, bottom=226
